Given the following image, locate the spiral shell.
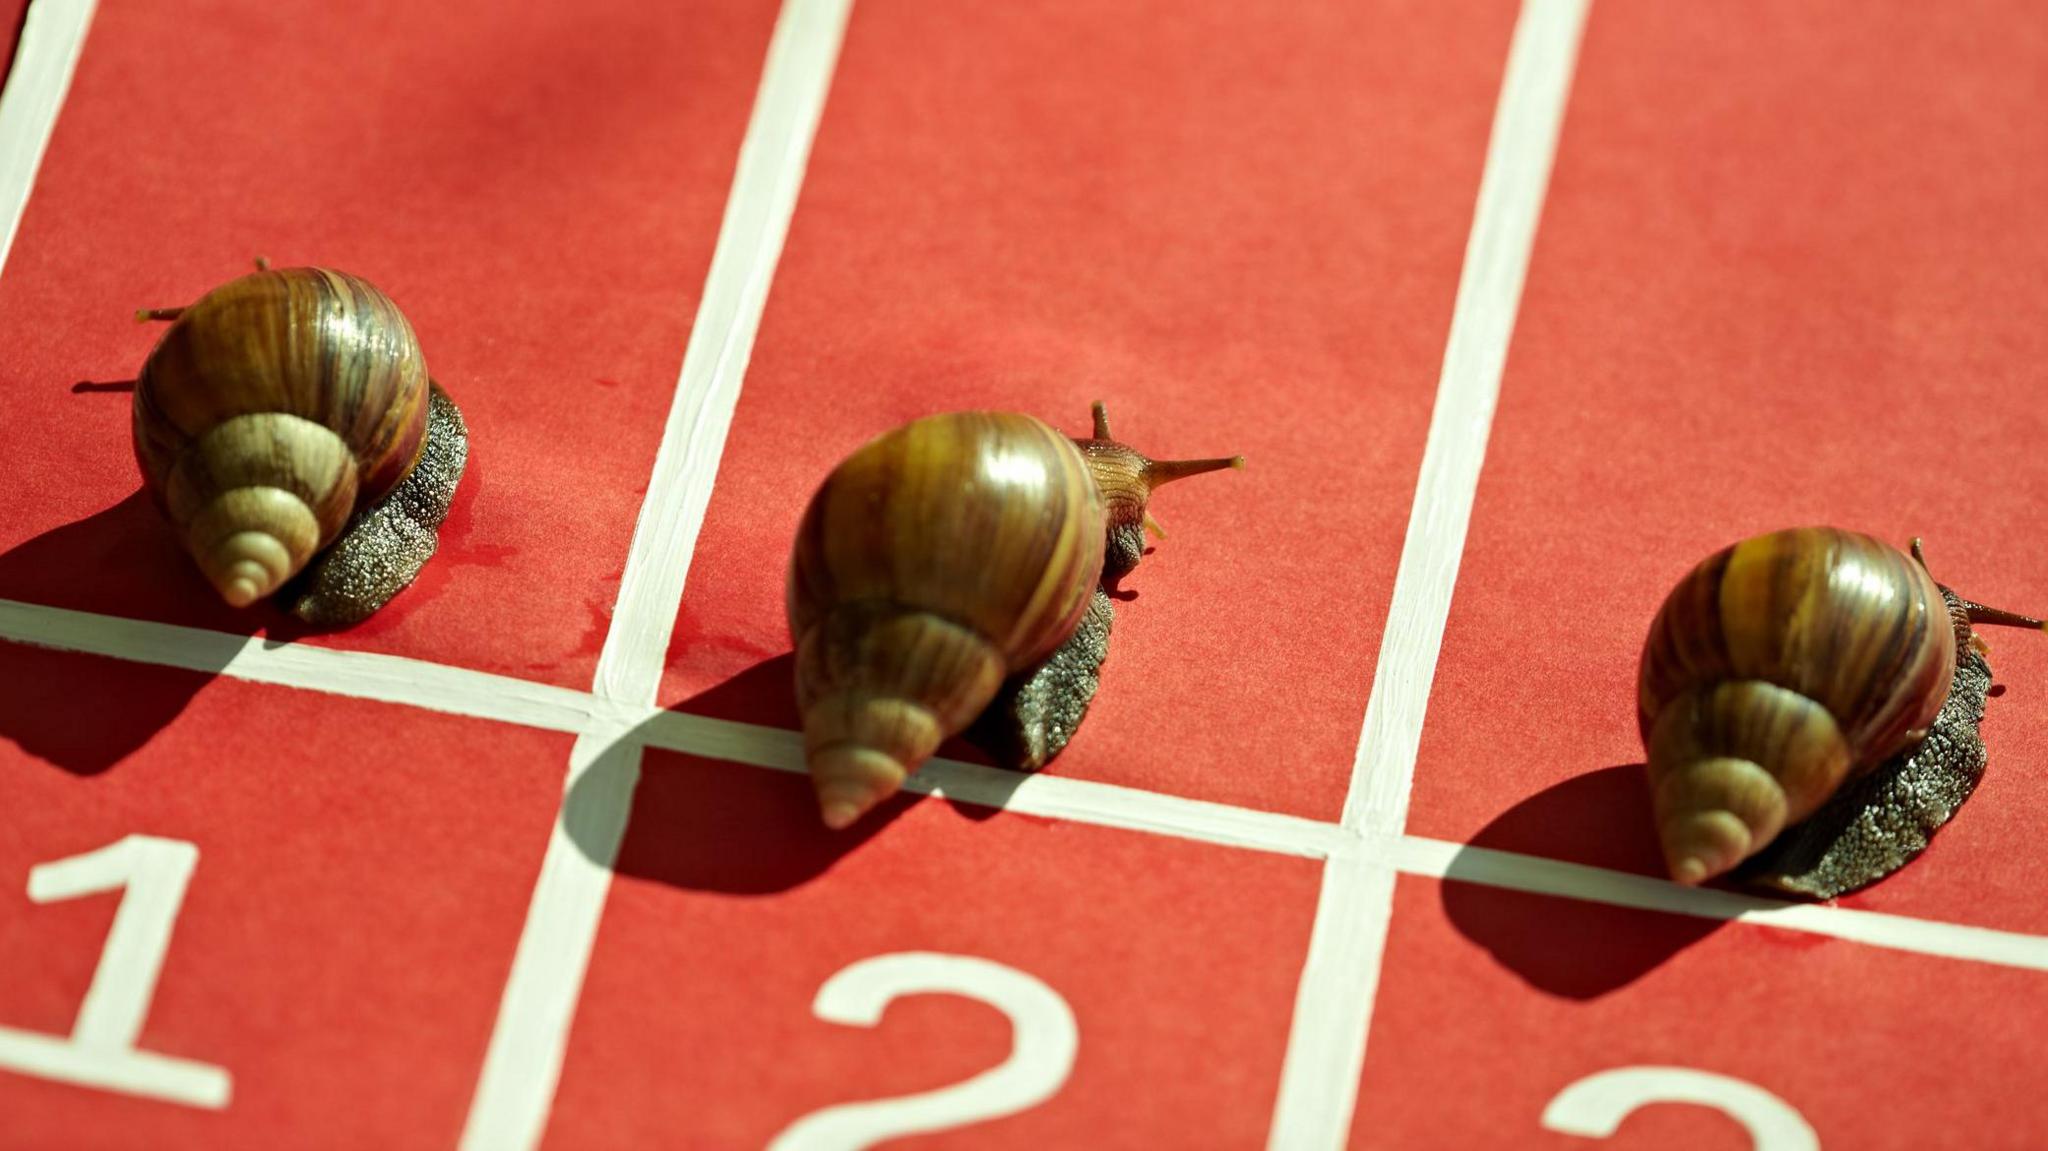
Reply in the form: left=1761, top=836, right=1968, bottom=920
left=1637, top=527, right=1956, bottom=885
left=788, top=412, right=1107, bottom=829
left=133, top=267, right=430, bottom=607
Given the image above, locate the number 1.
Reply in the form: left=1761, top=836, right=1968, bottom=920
left=0, top=835, right=232, bottom=1108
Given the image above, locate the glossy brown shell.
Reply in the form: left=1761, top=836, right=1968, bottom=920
left=787, top=411, right=1107, bottom=672
left=134, top=267, right=430, bottom=521
left=785, top=412, right=1110, bottom=828
left=1638, top=526, right=1956, bottom=772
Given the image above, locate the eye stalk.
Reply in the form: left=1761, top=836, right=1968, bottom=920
left=1910, top=537, right=2046, bottom=649
left=1074, top=400, right=1243, bottom=581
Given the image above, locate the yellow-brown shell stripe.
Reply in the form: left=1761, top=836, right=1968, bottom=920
left=1638, top=527, right=1955, bottom=765
left=788, top=412, right=1107, bottom=670
left=135, top=268, right=429, bottom=507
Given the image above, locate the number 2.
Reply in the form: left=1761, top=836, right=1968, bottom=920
left=768, top=952, right=1079, bottom=1150
left=1544, top=1066, right=1817, bottom=1150
left=0, top=835, right=231, bottom=1108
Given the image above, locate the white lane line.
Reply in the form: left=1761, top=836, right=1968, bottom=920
left=1, top=0, right=2041, bottom=1130
left=1270, top=857, right=1398, bottom=1144
left=0, top=594, right=1346, bottom=862
left=0, top=0, right=97, bottom=279
left=460, top=2, right=854, bottom=1147
left=460, top=725, right=643, bottom=1151
left=593, top=0, right=851, bottom=708
left=0, top=599, right=607, bottom=736
left=1395, top=836, right=2048, bottom=974
left=636, top=711, right=1356, bottom=860
left=22, top=592, right=2048, bottom=978
left=1265, top=2, right=1590, bottom=1147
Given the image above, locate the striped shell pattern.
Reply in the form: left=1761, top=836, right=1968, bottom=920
left=788, top=412, right=1107, bottom=829
left=1637, top=527, right=1956, bottom=886
left=134, top=268, right=430, bottom=607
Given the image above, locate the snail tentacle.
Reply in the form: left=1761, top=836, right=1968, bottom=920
left=1961, top=601, right=2048, bottom=631
left=1075, top=407, right=1242, bottom=581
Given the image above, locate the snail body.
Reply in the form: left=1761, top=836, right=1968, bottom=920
left=788, top=404, right=1240, bottom=829
left=131, top=266, right=466, bottom=624
left=1639, top=527, right=2041, bottom=892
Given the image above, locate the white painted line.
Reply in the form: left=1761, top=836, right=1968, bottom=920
left=0, top=1028, right=230, bottom=1109
left=1340, top=0, right=1588, bottom=840
left=916, top=768, right=1352, bottom=861
left=1396, top=835, right=2048, bottom=974
left=460, top=2, right=854, bottom=1147
left=0, top=598, right=1339, bottom=863
left=0, top=599, right=608, bottom=736
left=458, top=727, right=643, bottom=1151
left=593, top=0, right=854, bottom=708
left=19, top=593, right=2048, bottom=979
left=637, top=711, right=1356, bottom=860
left=0, top=0, right=97, bottom=279
left=1269, top=860, right=1398, bottom=1141
left=1265, top=2, right=1590, bottom=1147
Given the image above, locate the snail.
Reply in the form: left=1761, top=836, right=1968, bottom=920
left=131, top=265, right=468, bottom=626
left=1638, top=527, right=2042, bottom=897
left=787, top=402, right=1241, bottom=829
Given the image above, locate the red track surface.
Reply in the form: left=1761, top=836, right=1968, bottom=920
left=2, top=1, right=2044, bottom=1147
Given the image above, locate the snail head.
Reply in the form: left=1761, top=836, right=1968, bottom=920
left=1910, top=537, right=2048, bottom=649
left=1075, top=400, right=1243, bottom=581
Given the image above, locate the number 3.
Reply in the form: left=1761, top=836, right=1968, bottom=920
left=1544, top=1066, right=1817, bottom=1150
left=0, top=835, right=231, bottom=1108
left=768, top=952, right=1079, bottom=1150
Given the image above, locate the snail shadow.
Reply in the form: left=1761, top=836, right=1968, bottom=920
left=1440, top=764, right=1724, bottom=1000
left=1100, top=546, right=1158, bottom=602
left=559, top=653, right=1032, bottom=894
left=0, top=491, right=344, bottom=776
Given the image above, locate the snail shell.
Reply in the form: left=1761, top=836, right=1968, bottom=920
left=133, top=267, right=430, bottom=608
left=787, top=405, right=1241, bottom=829
left=1736, top=589, right=1991, bottom=899
left=1638, top=527, right=1959, bottom=886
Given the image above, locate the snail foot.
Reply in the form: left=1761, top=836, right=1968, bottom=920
left=968, top=588, right=1115, bottom=771
left=1737, top=627, right=1992, bottom=900
left=285, top=382, right=468, bottom=627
